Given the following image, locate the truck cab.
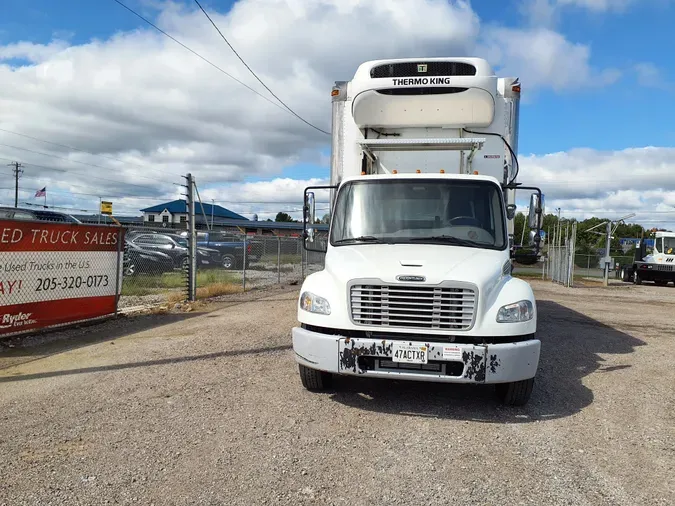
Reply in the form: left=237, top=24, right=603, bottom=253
left=622, top=231, right=675, bottom=286
left=292, top=57, right=545, bottom=406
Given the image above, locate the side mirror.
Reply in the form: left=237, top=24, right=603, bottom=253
left=506, top=204, right=516, bottom=220
left=305, top=191, right=316, bottom=226
left=528, top=193, right=545, bottom=229
left=528, top=230, right=542, bottom=247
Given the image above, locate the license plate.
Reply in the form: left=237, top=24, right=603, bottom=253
left=392, top=342, right=428, bottom=364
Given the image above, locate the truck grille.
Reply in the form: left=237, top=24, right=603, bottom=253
left=370, top=61, right=476, bottom=79
left=350, top=284, right=476, bottom=331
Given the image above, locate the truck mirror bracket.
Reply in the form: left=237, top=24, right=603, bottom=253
left=303, top=185, right=337, bottom=253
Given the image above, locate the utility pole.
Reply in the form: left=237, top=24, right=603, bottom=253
left=184, top=173, right=197, bottom=302
left=603, top=220, right=612, bottom=287
left=8, top=162, right=23, bottom=208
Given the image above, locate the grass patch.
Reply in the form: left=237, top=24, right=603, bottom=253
left=121, top=269, right=241, bottom=297
left=258, top=254, right=302, bottom=265
left=197, top=282, right=243, bottom=299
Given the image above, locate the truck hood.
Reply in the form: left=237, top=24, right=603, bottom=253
left=324, top=243, right=508, bottom=286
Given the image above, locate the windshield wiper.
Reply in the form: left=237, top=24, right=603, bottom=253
left=407, top=235, right=486, bottom=247
left=334, top=236, right=386, bottom=244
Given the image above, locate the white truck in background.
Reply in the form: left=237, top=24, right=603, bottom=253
left=619, top=231, right=675, bottom=286
left=293, top=57, right=545, bottom=406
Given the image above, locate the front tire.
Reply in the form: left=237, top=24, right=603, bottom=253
left=495, top=377, right=534, bottom=406
left=221, top=254, right=236, bottom=270
left=633, top=269, right=642, bottom=285
left=298, top=364, right=333, bottom=391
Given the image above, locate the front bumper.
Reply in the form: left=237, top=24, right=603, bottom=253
left=292, top=326, right=540, bottom=384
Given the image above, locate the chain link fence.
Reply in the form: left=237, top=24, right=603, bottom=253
left=117, top=226, right=191, bottom=309
left=115, top=225, right=325, bottom=308
left=572, top=254, right=634, bottom=279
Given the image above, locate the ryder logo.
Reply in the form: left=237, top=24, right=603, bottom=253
left=0, top=312, right=37, bottom=329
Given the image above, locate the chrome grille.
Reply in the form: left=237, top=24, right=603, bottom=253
left=350, top=284, right=476, bottom=331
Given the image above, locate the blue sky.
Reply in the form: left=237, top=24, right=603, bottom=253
left=1, top=0, right=675, bottom=223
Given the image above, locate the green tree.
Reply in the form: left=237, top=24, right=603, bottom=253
left=275, top=212, right=295, bottom=223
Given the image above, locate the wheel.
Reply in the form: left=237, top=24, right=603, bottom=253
left=298, top=364, right=333, bottom=391
left=655, top=280, right=667, bottom=286
left=123, top=262, right=136, bottom=277
left=495, top=377, right=534, bottom=406
left=621, top=268, right=630, bottom=282
left=221, top=254, right=236, bottom=270
left=633, top=269, right=642, bottom=285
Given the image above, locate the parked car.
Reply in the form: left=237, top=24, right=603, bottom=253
left=172, top=231, right=259, bottom=269
left=31, top=209, right=82, bottom=223
left=123, top=241, right=174, bottom=277
left=195, top=231, right=260, bottom=269
left=127, top=232, right=221, bottom=270
left=0, top=206, right=38, bottom=221
left=0, top=206, right=84, bottom=224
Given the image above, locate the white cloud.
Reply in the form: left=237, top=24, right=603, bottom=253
left=517, top=147, right=675, bottom=228
left=634, top=62, right=674, bottom=91
left=0, top=0, right=655, bottom=224
left=478, top=27, right=620, bottom=93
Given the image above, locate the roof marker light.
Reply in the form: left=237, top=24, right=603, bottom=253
left=473, top=171, right=479, bottom=175
left=416, top=169, right=421, bottom=173
left=393, top=170, right=398, bottom=174
left=440, top=169, right=445, bottom=174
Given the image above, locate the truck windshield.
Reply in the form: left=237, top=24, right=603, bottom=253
left=664, top=237, right=675, bottom=254
left=330, top=179, right=506, bottom=250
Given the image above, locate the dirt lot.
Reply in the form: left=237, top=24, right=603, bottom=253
left=1, top=279, right=674, bottom=505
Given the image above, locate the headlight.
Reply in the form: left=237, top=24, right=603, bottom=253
left=496, top=300, right=534, bottom=323
left=300, top=291, right=331, bottom=315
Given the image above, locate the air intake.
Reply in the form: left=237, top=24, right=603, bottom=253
left=370, top=61, right=477, bottom=79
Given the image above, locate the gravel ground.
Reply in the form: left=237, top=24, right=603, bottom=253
left=1, top=279, right=674, bottom=505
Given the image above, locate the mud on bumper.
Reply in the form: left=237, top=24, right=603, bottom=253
left=292, top=327, right=540, bottom=384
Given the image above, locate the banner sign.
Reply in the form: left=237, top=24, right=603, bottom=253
left=0, top=220, right=125, bottom=336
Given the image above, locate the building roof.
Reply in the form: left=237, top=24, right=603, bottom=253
left=208, top=218, right=328, bottom=231
left=140, top=199, right=247, bottom=220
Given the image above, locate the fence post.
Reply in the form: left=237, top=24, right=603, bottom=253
left=242, top=233, right=247, bottom=292
left=114, top=225, right=124, bottom=315
left=186, top=173, right=196, bottom=302
left=277, top=236, right=281, bottom=284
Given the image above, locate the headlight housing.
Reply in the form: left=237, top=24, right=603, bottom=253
left=496, top=300, right=534, bottom=323
left=300, top=291, right=331, bottom=315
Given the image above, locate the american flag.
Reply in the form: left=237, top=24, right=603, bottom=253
left=34, top=187, right=46, bottom=198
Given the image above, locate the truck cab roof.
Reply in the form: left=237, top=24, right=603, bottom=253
left=341, top=172, right=502, bottom=185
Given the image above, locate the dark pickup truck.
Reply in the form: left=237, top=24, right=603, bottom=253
left=195, top=232, right=261, bottom=270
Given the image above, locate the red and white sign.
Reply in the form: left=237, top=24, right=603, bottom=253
left=0, top=220, right=125, bottom=336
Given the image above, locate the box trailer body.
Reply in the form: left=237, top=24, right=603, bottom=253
left=293, top=57, right=545, bottom=406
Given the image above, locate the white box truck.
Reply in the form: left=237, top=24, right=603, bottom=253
left=293, top=57, right=545, bottom=405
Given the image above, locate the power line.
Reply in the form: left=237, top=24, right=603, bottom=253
left=193, top=0, right=330, bottom=136
left=0, top=127, right=184, bottom=178
left=110, top=0, right=292, bottom=119
left=0, top=142, right=165, bottom=185
left=0, top=153, right=164, bottom=192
